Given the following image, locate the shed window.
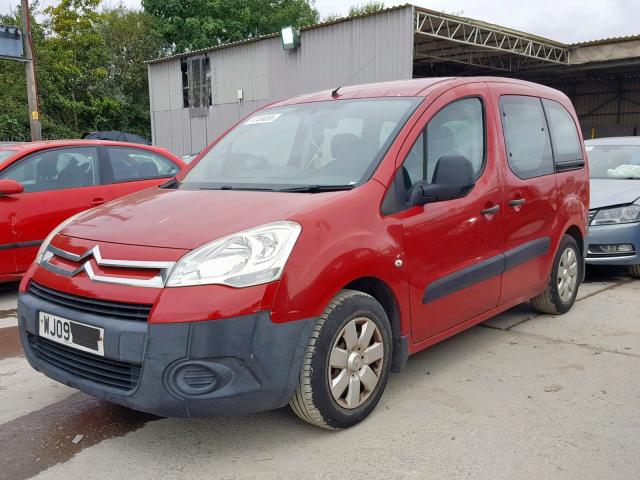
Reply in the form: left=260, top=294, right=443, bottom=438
left=181, top=56, right=212, bottom=115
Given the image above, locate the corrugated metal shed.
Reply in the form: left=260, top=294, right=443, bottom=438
left=148, top=3, right=640, bottom=153
left=148, top=5, right=414, bottom=155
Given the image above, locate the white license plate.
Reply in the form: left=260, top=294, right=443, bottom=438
left=38, top=312, right=104, bottom=356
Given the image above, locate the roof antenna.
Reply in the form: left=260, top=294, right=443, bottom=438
left=331, top=40, right=392, bottom=98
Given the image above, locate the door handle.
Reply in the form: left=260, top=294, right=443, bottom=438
left=509, top=198, right=526, bottom=208
left=90, top=197, right=105, bottom=206
left=481, top=205, right=500, bottom=216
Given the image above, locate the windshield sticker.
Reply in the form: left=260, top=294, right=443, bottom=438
left=585, top=146, right=594, bottom=151
left=245, top=113, right=282, bottom=125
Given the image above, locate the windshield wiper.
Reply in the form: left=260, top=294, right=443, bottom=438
left=279, top=185, right=356, bottom=193
left=199, top=185, right=279, bottom=191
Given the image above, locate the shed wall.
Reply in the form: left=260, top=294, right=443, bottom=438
left=148, top=6, right=415, bottom=155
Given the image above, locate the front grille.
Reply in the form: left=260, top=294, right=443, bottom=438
left=28, top=335, right=141, bottom=390
left=588, top=210, right=597, bottom=225
left=29, top=282, right=152, bottom=322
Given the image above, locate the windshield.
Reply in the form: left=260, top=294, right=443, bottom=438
left=0, top=149, right=17, bottom=165
left=181, top=98, right=421, bottom=190
left=587, top=144, right=640, bottom=179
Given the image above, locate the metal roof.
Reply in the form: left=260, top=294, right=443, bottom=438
left=147, top=3, right=640, bottom=69
left=570, top=34, right=640, bottom=47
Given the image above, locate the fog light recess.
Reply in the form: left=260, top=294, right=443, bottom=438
left=588, top=244, right=635, bottom=256
left=172, top=363, right=218, bottom=396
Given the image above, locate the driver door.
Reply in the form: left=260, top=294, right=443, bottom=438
left=0, top=195, right=17, bottom=276
left=0, top=146, right=105, bottom=274
left=397, top=84, right=505, bottom=343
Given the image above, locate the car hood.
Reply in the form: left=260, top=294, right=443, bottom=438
left=590, top=179, right=640, bottom=210
left=62, top=187, right=345, bottom=249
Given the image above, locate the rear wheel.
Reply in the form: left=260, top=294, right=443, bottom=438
left=531, top=235, right=581, bottom=315
left=289, top=290, right=392, bottom=429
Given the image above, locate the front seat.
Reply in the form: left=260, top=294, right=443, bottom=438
left=35, top=155, right=60, bottom=192
left=323, top=133, right=368, bottom=178
left=426, top=125, right=457, bottom=182
left=137, top=162, right=159, bottom=178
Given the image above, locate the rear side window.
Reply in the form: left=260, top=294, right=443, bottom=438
left=402, top=97, right=485, bottom=189
left=542, top=99, right=583, bottom=164
left=500, top=96, right=554, bottom=179
left=105, top=147, right=179, bottom=183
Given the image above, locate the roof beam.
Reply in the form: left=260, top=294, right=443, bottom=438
left=414, top=9, right=570, bottom=67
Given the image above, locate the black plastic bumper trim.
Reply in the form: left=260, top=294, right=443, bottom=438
left=18, top=290, right=316, bottom=418
left=423, top=237, right=551, bottom=304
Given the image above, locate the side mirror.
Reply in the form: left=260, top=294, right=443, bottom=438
left=0, top=179, right=24, bottom=197
left=408, top=155, right=475, bottom=207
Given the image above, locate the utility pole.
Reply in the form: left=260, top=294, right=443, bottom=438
left=21, top=0, right=42, bottom=141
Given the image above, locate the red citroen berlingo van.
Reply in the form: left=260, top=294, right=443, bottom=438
left=18, top=77, right=589, bottom=429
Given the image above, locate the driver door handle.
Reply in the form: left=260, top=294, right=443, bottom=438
left=481, top=205, right=500, bottom=216
left=509, top=198, right=526, bottom=208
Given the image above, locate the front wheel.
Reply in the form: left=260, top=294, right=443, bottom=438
left=531, top=235, right=582, bottom=314
left=289, top=290, right=392, bottom=429
left=629, top=264, right=640, bottom=278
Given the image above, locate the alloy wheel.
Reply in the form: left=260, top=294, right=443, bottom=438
left=557, top=246, right=578, bottom=303
left=328, top=317, right=384, bottom=409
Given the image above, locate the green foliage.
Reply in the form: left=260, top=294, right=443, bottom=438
left=142, top=0, right=320, bottom=53
left=0, top=1, right=164, bottom=141
left=324, top=1, right=385, bottom=22
left=0, top=0, right=321, bottom=141
left=348, top=1, right=385, bottom=17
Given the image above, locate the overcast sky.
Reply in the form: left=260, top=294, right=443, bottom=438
left=2, top=0, right=639, bottom=43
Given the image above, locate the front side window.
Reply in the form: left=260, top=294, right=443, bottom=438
left=0, top=147, right=99, bottom=193
left=500, top=95, right=554, bottom=179
left=401, top=97, right=485, bottom=191
left=105, top=147, right=180, bottom=183
left=542, top=99, right=583, bottom=164
left=181, top=98, right=421, bottom=190
left=587, top=144, right=640, bottom=179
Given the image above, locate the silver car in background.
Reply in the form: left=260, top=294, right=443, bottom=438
left=586, top=137, right=640, bottom=277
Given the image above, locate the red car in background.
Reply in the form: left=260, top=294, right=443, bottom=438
left=0, top=140, right=184, bottom=282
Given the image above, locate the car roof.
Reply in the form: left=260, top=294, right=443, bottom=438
left=585, top=137, right=640, bottom=146
left=0, top=140, right=185, bottom=166
left=0, top=139, right=153, bottom=153
left=270, top=76, right=565, bottom=107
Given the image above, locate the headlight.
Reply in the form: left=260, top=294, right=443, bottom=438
left=592, top=205, right=640, bottom=225
left=35, top=211, right=90, bottom=265
left=166, top=221, right=302, bottom=288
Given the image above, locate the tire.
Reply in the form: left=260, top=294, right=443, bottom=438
left=531, top=235, right=582, bottom=315
left=289, top=289, right=393, bottom=430
left=629, top=264, right=640, bottom=278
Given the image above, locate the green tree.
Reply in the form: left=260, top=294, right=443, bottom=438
left=142, top=0, right=320, bottom=53
left=324, top=1, right=385, bottom=22
left=93, top=7, right=165, bottom=137
left=0, top=1, right=164, bottom=140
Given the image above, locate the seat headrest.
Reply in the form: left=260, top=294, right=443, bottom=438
left=432, top=155, right=475, bottom=186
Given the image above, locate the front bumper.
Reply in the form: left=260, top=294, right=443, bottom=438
left=18, top=290, right=315, bottom=418
left=586, top=222, right=640, bottom=266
